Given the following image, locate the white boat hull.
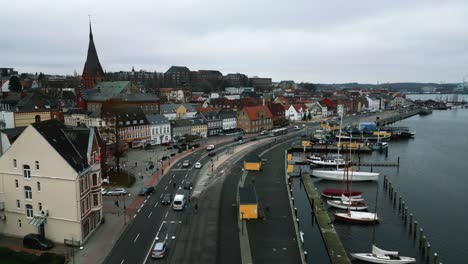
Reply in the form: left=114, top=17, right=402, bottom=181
left=351, top=253, right=416, bottom=264
left=327, top=200, right=368, bottom=211
left=334, top=211, right=379, bottom=224
left=311, top=160, right=347, bottom=166
left=312, top=169, right=379, bottom=181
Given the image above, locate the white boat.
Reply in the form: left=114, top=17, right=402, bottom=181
left=312, top=169, right=379, bottom=181
left=351, top=245, right=416, bottom=263
left=327, top=195, right=368, bottom=210
left=334, top=211, right=379, bottom=224
left=311, top=158, right=347, bottom=166
left=306, top=154, right=322, bottom=162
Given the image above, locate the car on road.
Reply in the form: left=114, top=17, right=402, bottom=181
left=23, top=234, right=54, bottom=251
left=161, top=193, right=172, bottom=205
left=138, top=186, right=155, bottom=196
left=151, top=242, right=167, bottom=259
left=235, top=135, right=243, bottom=141
left=161, top=155, right=168, bottom=161
left=107, top=188, right=128, bottom=196
left=194, top=162, right=202, bottom=169
left=206, top=144, right=215, bottom=151
left=170, top=152, right=176, bottom=157
left=183, top=181, right=193, bottom=190
left=182, top=160, right=190, bottom=167
left=208, top=151, right=216, bottom=156
left=101, top=188, right=108, bottom=196
left=259, top=130, right=267, bottom=135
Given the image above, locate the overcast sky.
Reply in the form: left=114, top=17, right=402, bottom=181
left=2, top=0, right=468, bottom=83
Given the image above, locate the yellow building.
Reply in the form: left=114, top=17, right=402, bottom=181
left=14, top=111, right=56, bottom=127
left=190, top=119, right=208, bottom=138
left=239, top=186, right=258, bottom=219
left=320, top=121, right=340, bottom=131
left=244, top=154, right=262, bottom=171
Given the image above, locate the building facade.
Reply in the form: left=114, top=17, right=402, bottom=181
left=237, top=105, right=273, bottom=133
left=0, top=120, right=102, bottom=244
left=146, top=114, right=171, bottom=145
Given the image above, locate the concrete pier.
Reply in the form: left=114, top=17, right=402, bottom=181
left=301, top=174, right=351, bottom=264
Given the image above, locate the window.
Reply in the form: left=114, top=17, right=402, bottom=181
left=26, top=204, right=33, bottom=218
left=15, top=179, right=19, bottom=188
left=13, top=159, right=17, bottom=168
left=38, top=202, right=42, bottom=211
left=37, top=182, right=41, bottom=191
left=92, top=173, right=98, bottom=186
left=35, top=161, right=40, bottom=170
left=93, top=193, right=99, bottom=206
left=16, top=200, right=20, bottom=209
left=24, top=186, right=32, bottom=199
left=18, top=219, right=22, bottom=228
left=23, top=165, right=31, bottom=179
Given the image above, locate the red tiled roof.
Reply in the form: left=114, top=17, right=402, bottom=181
left=293, top=103, right=307, bottom=112
left=196, top=106, right=221, bottom=112
left=242, top=105, right=273, bottom=121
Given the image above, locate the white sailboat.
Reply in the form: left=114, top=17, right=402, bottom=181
left=312, top=107, right=380, bottom=181
left=327, top=194, right=368, bottom=210
left=311, top=158, right=347, bottom=167
left=351, top=245, right=416, bottom=263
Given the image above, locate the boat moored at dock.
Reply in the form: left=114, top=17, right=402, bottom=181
left=351, top=245, right=416, bottom=263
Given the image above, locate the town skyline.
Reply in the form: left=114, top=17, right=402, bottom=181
left=2, top=0, right=468, bottom=84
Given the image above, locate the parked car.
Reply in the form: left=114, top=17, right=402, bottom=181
left=170, top=152, right=176, bottom=157
left=161, top=155, right=168, bottom=161
left=194, top=162, right=202, bottom=169
left=235, top=136, right=243, bottom=141
left=183, top=181, right=193, bottom=190
left=107, top=188, right=128, bottom=196
left=101, top=188, right=108, bottom=196
left=182, top=160, right=190, bottom=167
left=166, top=146, right=173, bottom=150
left=259, top=130, right=267, bottom=135
left=151, top=242, right=167, bottom=259
left=138, top=186, right=155, bottom=196
left=23, top=234, right=54, bottom=251
left=161, top=193, right=172, bottom=205
left=208, top=151, right=216, bottom=157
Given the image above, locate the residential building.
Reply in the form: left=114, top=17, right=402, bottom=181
left=146, top=114, right=171, bottom=145
left=285, top=104, right=308, bottom=121
left=237, top=105, right=273, bottom=133
left=307, top=102, right=328, bottom=118
left=224, top=87, right=255, bottom=95
left=164, top=66, right=191, bottom=88
left=0, top=111, right=14, bottom=129
left=197, top=111, right=222, bottom=136
left=196, top=70, right=223, bottom=83
left=82, top=22, right=106, bottom=89
left=249, top=77, right=272, bottom=90
left=83, top=81, right=160, bottom=114
left=160, top=103, right=197, bottom=120
left=266, top=102, right=286, bottom=127
left=366, top=95, right=382, bottom=111
left=190, top=118, right=208, bottom=138
left=0, top=120, right=103, bottom=244
left=218, top=109, right=237, bottom=131
left=64, top=109, right=105, bottom=128
left=170, top=118, right=207, bottom=139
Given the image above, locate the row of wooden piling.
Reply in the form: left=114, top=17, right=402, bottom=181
left=383, top=176, right=442, bottom=264
left=288, top=174, right=309, bottom=263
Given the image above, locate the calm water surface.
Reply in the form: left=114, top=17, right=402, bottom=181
left=298, top=108, right=468, bottom=263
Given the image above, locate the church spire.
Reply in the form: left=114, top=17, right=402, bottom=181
left=82, top=17, right=105, bottom=89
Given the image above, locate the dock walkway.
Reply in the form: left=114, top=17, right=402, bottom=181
left=301, top=174, right=351, bottom=264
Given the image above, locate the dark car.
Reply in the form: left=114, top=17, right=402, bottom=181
left=207, top=151, right=216, bottom=157
left=170, top=152, right=176, bottom=157
left=139, top=186, right=155, bottom=196
left=235, top=136, right=243, bottom=141
left=161, top=156, right=168, bottom=161
left=166, top=146, right=173, bottom=150
left=251, top=137, right=258, bottom=141
left=23, top=234, right=54, bottom=251
left=183, top=181, right=193, bottom=190
left=161, top=193, right=172, bottom=205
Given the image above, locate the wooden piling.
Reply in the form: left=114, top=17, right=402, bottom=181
left=413, top=221, right=418, bottom=238
left=398, top=196, right=402, bottom=210
left=433, top=253, right=438, bottom=264
left=409, top=214, right=413, bottom=231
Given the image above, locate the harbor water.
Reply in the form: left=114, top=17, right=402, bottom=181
left=295, top=108, right=468, bottom=263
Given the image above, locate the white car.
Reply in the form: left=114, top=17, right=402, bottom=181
left=101, top=188, right=108, bottom=196
left=182, top=160, right=190, bottom=167
left=107, top=188, right=128, bottom=196
left=206, top=144, right=215, bottom=151
left=194, top=162, right=202, bottom=169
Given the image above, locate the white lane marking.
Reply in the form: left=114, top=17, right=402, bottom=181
left=169, top=180, right=172, bottom=184
left=154, top=201, right=159, bottom=208
left=143, top=222, right=165, bottom=264
left=172, top=174, right=176, bottom=178
left=148, top=211, right=152, bottom=218
left=134, top=233, right=140, bottom=243
left=120, top=259, right=125, bottom=264
left=181, top=180, right=185, bottom=184
left=160, top=194, right=164, bottom=199
left=164, top=186, right=168, bottom=191
left=164, top=211, right=169, bottom=218
left=184, top=174, right=188, bottom=178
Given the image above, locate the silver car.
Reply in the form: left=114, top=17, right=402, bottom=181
left=151, top=242, right=167, bottom=258
left=107, top=188, right=128, bottom=196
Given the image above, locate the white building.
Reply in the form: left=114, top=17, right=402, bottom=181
left=285, top=104, right=308, bottom=121
left=64, top=109, right=105, bottom=128
left=219, top=110, right=237, bottom=131
left=146, top=114, right=171, bottom=145
left=0, top=120, right=103, bottom=244
left=366, top=96, right=381, bottom=111
left=306, top=102, right=328, bottom=118
left=0, top=111, right=14, bottom=129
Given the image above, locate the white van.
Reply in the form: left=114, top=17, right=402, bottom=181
left=172, top=194, right=186, bottom=211
left=206, top=144, right=215, bottom=151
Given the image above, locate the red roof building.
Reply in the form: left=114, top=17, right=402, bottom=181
left=237, top=105, right=273, bottom=133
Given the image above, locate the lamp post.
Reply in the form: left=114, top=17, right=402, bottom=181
left=241, top=211, right=245, bottom=234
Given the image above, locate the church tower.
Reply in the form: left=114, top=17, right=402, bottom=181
left=82, top=20, right=105, bottom=89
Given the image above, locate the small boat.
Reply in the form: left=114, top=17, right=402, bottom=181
left=312, top=169, right=379, bottom=181
left=306, top=154, right=323, bottom=162
left=321, top=188, right=362, bottom=199
left=351, top=245, right=416, bottom=263
left=334, top=211, right=379, bottom=224
left=327, top=195, right=368, bottom=210
left=371, top=142, right=388, bottom=151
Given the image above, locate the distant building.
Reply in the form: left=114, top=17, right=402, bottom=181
left=160, top=103, right=197, bottom=120
left=0, top=120, right=103, bottom=244
left=249, top=77, right=272, bottom=90
left=165, top=66, right=191, bottom=88
left=197, top=111, right=222, bottom=136
left=266, top=102, right=286, bottom=127
left=218, top=109, right=237, bottom=131
left=285, top=104, right=308, bottom=121
left=170, top=118, right=207, bottom=138
left=82, top=22, right=106, bottom=89
left=224, top=73, right=248, bottom=87
left=278, top=80, right=297, bottom=90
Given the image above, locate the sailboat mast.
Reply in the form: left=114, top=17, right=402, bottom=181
left=337, top=109, right=343, bottom=171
